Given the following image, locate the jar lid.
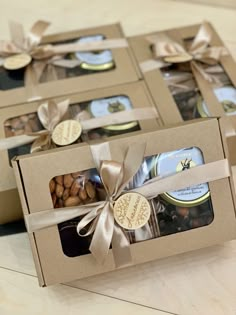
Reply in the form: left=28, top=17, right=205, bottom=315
left=88, top=95, right=138, bottom=131
left=73, top=34, right=114, bottom=71
left=150, top=147, right=210, bottom=207
left=199, top=86, right=236, bottom=117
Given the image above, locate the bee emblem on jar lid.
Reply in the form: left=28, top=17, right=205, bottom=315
left=88, top=95, right=138, bottom=132
left=197, top=86, right=236, bottom=117
left=150, top=147, right=210, bottom=207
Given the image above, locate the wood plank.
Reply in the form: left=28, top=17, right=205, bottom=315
left=172, top=0, right=236, bottom=9
left=0, top=268, right=165, bottom=315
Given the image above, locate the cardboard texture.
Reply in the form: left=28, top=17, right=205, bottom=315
left=13, top=118, right=236, bottom=286
left=0, top=81, right=160, bottom=224
left=0, top=23, right=140, bottom=107
left=128, top=22, right=236, bottom=163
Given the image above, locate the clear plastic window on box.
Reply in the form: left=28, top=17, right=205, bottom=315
left=4, top=95, right=140, bottom=165
left=49, top=146, right=214, bottom=258
left=150, top=38, right=236, bottom=120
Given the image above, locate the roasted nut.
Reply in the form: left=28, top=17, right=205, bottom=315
left=55, top=175, right=64, bottom=185
left=20, top=115, right=29, bottom=123
left=64, top=196, right=81, bottom=207
left=57, top=198, right=64, bottom=208
left=24, top=122, right=33, bottom=133
left=5, top=127, right=14, bottom=137
left=79, top=188, right=88, bottom=201
left=62, top=188, right=70, bottom=201
left=70, top=181, right=80, bottom=196
left=52, top=193, right=57, bottom=207
left=64, top=174, right=74, bottom=188
left=49, top=179, right=56, bottom=194
left=29, top=118, right=40, bottom=132
left=176, top=207, right=189, bottom=218
left=55, top=184, right=64, bottom=198
left=11, top=118, right=24, bottom=130
left=85, top=181, right=96, bottom=199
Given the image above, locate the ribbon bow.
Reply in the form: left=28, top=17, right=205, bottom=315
left=0, top=20, right=64, bottom=87
left=30, top=99, right=70, bottom=152
left=146, top=22, right=228, bottom=83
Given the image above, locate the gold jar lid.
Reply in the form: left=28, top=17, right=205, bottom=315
left=72, top=34, right=115, bottom=72
left=88, top=96, right=138, bottom=132
left=150, top=147, right=210, bottom=207
left=197, top=86, right=236, bottom=117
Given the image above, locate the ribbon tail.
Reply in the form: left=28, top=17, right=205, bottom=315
left=9, top=20, right=25, bottom=49
left=24, top=63, right=44, bottom=101
left=25, top=203, right=103, bottom=233
left=89, top=203, right=114, bottom=264
left=191, top=61, right=215, bottom=83
left=112, top=224, right=132, bottom=268
left=28, top=20, right=50, bottom=48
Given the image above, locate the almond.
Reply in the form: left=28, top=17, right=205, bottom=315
left=55, top=184, right=64, bottom=198
left=85, top=181, right=96, bottom=199
left=55, top=175, right=63, bottom=185
left=20, top=115, right=29, bottom=123
left=64, top=174, right=74, bottom=188
left=52, top=193, right=57, bottom=207
left=70, top=180, right=80, bottom=196
left=64, top=196, right=81, bottom=207
left=79, top=188, right=88, bottom=201
left=62, top=188, right=70, bottom=201
left=49, top=179, right=56, bottom=194
left=57, top=198, right=64, bottom=208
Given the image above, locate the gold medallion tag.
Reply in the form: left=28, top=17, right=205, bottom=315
left=114, top=192, right=151, bottom=230
left=4, top=53, right=32, bottom=70
left=52, top=120, right=82, bottom=146
left=164, top=53, right=192, bottom=63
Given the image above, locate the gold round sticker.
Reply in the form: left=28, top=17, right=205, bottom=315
left=113, top=192, right=151, bottom=230
left=52, top=120, right=82, bottom=146
left=4, top=53, right=32, bottom=70
left=164, top=53, right=193, bottom=63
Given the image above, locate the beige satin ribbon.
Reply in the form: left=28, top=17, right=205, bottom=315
left=0, top=20, right=128, bottom=98
left=24, top=141, right=230, bottom=266
left=0, top=100, right=158, bottom=152
left=140, top=22, right=228, bottom=83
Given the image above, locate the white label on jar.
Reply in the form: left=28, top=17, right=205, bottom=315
left=89, top=96, right=132, bottom=118
left=202, top=86, right=236, bottom=116
left=75, top=35, right=113, bottom=65
left=157, top=147, right=209, bottom=203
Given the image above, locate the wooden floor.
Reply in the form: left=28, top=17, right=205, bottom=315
left=0, top=1, right=236, bottom=314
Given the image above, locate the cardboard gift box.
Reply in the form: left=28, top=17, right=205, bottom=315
left=128, top=22, right=236, bottom=164
left=13, top=118, right=236, bottom=286
left=0, top=81, right=160, bottom=224
left=0, top=22, right=140, bottom=107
